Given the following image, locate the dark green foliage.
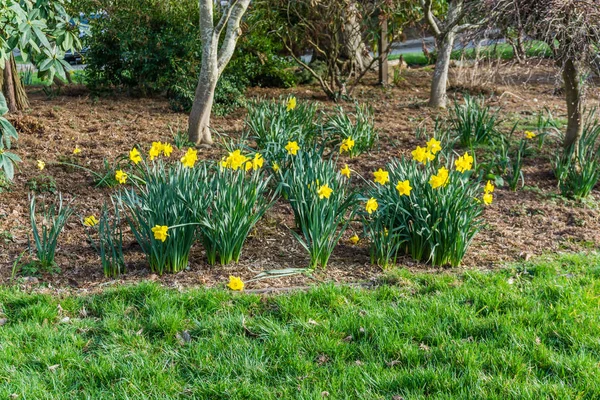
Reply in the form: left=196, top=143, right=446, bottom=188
left=27, top=175, right=58, bottom=194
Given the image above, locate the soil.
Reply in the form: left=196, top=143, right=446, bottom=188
left=1, top=61, right=599, bottom=293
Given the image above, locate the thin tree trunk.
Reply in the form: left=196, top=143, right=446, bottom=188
left=188, top=69, right=218, bottom=145
left=562, top=58, right=583, bottom=151
left=2, top=55, right=29, bottom=112
left=429, top=32, right=455, bottom=108
left=341, top=2, right=372, bottom=74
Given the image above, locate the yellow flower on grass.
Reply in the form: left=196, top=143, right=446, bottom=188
left=225, top=149, right=249, bottom=170
left=429, top=167, right=449, bottom=189
left=483, top=193, right=493, bottom=205
left=181, top=148, right=198, bottom=168
left=37, top=160, right=45, bottom=171
left=484, top=180, right=495, bottom=194
left=162, top=143, right=173, bottom=157
left=83, top=215, right=99, bottom=227
left=272, top=162, right=280, bottom=172
left=317, top=184, right=333, bottom=199
left=455, top=152, right=474, bottom=173
left=286, top=96, right=297, bottom=112
left=115, top=170, right=128, bottom=184
left=426, top=137, right=442, bottom=154
left=129, top=148, right=142, bottom=164
left=149, top=142, right=163, bottom=161
left=340, top=164, right=351, bottom=178
left=285, top=141, right=300, bottom=156
left=396, top=180, right=412, bottom=196
left=73, top=146, right=81, bottom=155
left=349, top=234, right=360, bottom=244
left=365, top=197, right=378, bottom=214
left=152, top=225, right=169, bottom=242
left=340, top=137, right=355, bottom=154
left=412, top=146, right=434, bottom=164
left=373, top=168, right=390, bottom=185
left=525, top=130, right=536, bottom=139
left=252, top=153, right=264, bottom=170
left=228, top=276, right=244, bottom=291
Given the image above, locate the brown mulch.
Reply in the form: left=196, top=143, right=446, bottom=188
left=1, top=62, right=599, bottom=293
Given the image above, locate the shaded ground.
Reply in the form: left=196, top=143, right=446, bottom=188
left=1, top=62, right=599, bottom=291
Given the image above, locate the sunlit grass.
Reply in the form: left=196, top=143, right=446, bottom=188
left=1, top=252, right=599, bottom=398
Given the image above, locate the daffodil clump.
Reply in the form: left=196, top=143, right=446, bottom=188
left=450, top=95, right=499, bottom=147
left=83, top=203, right=125, bottom=277
left=245, top=96, right=320, bottom=156
left=279, top=147, right=358, bottom=269
left=325, top=103, right=378, bottom=158
left=182, top=149, right=276, bottom=265
left=362, top=139, right=491, bottom=267
left=118, top=155, right=200, bottom=274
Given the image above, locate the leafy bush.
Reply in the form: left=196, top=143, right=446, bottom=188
left=118, top=154, right=199, bottom=274
left=450, top=95, right=499, bottom=147
left=363, top=139, right=489, bottom=267
left=279, top=147, right=358, bottom=269
left=84, top=203, right=125, bottom=278
left=28, top=193, right=75, bottom=272
left=0, top=93, right=20, bottom=180
left=553, top=112, right=600, bottom=198
left=325, top=103, right=378, bottom=158
left=182, top=153, right=276, bottom=265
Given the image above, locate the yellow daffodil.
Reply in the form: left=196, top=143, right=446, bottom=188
left=224, top=149, right=249, bottom=170
left=426, top=137, right=442, bottom=154
left=455, top=152, right=474, bottom=173
left=396, top=180, right=412, bottom=196
left=129, top=148, right=142, bottom=164
left=373, top=168, right=390, bottom=185
left=162, top=143, right=173, bottom=157
left=483, top=193, right=493, bottom=205
left=525, top=131, right=536, bottom=139
left=73, top=146, right=81, bottom=155
left=317, top=184, right=333, bottom=199
left=340, top=164, right=351, bottom=178
left=181, top=148, right=198, bottom=168
left=227, top=275, right=244, bottom=291
left=83, top=215, right=99, bottom=227
left=285, top=141, right=300, bottom=156
left=349, top=234, right=360, bottom=244
left=252, top=153, right=264, bottom=170
left=115, top=170, right=128, bottom=184
left=272, top=162, right=280, bottom=172
left=151, top=225, right=169, bottom=242
left=286, top=96, right=297, bottom=112
left=412, top=146, right=434, bottom=164
left=149, top=142, right=163, bottom=161
left=340, top=137, right=355, bottom=154
left=429, top=167, right=449, bottom=189
left=365, top=197, right=378, bottom=214
left=384, top=228, right=389, bottom=237
left=37, top=160, right=45, bottom=171
left=484, top=180, right=495, bottom=194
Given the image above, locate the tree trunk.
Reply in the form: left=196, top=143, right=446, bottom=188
left=2, top=55, right=29, bottom=112
left=429, top=32, right=455, bottom=108
left=341, top=2, right=372, bottom=75
left=188, top=66, right=218, bottom=145
left=562, top=58, right=583, bottom=151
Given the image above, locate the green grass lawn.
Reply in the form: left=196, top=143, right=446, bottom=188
left=1, top=253, right=599, bottom=399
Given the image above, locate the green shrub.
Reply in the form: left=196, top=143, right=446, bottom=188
left=279, top=147, right=358, bottom=269
left=553, top=112, right=600, bottom=199
left=450, top=95, right=499, bottom=147
left=325, top=103, right=378, bottom=158
left=363, top=140, right=489, bottom=267
left=0, top=93, right=20, bottom=180
left=27, top=174, right=58, bottom=194
left=182, top=153, right=276, bottom=265
left=84, top=203, right=125, bottom=278
left=28, top=193, right=75, bottom=272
